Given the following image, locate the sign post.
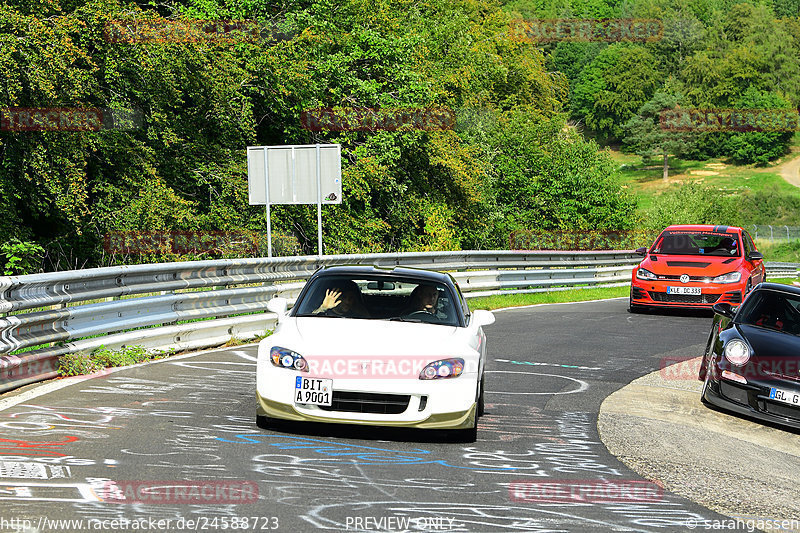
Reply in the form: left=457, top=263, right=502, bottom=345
left=247, top=144, right=342, bottom=257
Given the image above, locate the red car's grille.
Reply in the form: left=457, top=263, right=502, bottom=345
left=317, top=391, right=410, bottom=414
left=648, top=292, right=720, bottom=304
left=654, top=274, right=711, bottom=282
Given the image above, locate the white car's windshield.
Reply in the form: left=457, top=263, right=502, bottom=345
left=293, top=275, right=460, bottom=326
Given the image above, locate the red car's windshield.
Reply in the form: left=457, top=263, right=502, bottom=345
left=651, top=231, right=741, bottom=257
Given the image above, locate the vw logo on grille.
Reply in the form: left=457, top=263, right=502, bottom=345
left=680, top=274, right=690, bottom=284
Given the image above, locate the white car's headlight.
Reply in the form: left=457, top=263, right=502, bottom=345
left=712, top=272, right=742, bottom=284
left=270, top=346, right=309, bottom=372
left=636, top=268, right=657, bottom=281
left=723, top=339, right=750, bottom=366
left=419, top=358, right=464, bottom=380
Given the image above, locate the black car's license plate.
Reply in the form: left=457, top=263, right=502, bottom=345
left=769, top=387, right=800, bottom=406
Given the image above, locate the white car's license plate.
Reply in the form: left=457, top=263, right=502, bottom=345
left=769, top=387, right=800, bottom=406
left=667, top=286, right=701, bottom=295
left=294, top=376, right=332, bottom=406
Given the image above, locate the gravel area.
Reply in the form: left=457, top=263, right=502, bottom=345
left=598, top=356, right=800, bottom=532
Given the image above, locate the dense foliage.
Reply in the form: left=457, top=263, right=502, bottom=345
left=516, top=0, right=800, bottom=161
left=0, top=0, right=638, bottom=272
left=3, top=0, right=799, bottom=272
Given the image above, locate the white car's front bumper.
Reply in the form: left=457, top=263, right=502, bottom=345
left=256, top=370, right=478, bottom=429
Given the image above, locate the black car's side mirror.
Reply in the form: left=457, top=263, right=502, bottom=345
left=712, top=302, right=735, bottom=319
left=634, top=247, right=647, bottom=256
left=748, top=251, right=763, bottom=261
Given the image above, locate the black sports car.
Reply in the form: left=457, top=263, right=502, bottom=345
left=699, top=282, right=800, bottom=429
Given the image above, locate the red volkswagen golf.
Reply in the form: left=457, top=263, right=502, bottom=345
left=629, top=225, right=766, bottom=312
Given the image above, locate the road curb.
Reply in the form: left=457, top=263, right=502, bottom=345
left=598, top=357, right=800, bottom=531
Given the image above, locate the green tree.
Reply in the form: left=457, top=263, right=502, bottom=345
left=622, top=92, right=698, bottom=180
left=488, top=108, right=636, bottom=236
left=724, top=88, right=794, bottom=164
left=572, top=44, right=660, bottom=141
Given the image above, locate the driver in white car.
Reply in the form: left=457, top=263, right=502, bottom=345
left=408, top=284, right=439, bottom=314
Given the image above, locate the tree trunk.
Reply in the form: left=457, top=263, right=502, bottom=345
left=663, top=153, right=669, bottom=181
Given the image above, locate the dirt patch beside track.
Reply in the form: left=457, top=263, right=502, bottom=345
left=598, top=358, right=800, bottom=532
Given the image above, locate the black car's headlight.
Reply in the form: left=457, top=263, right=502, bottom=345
left=270, top=346, right=309, bottom=372
left=419, top=358, right=465, bottom=380
left=636, top=268, right=657, bottom=281
left=712, top=272, right=742, bottom=284
left=723, top=339, right=750, bottom=366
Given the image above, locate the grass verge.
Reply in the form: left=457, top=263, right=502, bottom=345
left=757, top=241, right=800, bottom=263
left=468, top=277, right=799, bottom=312
left=468, top=285, right=630, bottom=311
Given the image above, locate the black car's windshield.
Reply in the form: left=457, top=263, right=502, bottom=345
left=736, top=289, right=800, bottom=335
left=293, top=275, right=460, bottom=326
left=651, top=231, right=741, bottom=256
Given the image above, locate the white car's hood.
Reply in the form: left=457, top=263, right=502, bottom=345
left=278, top=317, right=465, bottom=357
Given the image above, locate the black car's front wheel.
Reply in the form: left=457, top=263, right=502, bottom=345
left=700, top=358, right=713, bottom=406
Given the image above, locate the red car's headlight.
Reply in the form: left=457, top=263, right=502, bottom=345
left=712, top=272, right=742, bottom=284
left=636, top=268, right=657, bottom=281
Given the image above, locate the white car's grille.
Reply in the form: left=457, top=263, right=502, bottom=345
left=318, top=391, right=411, bottom=414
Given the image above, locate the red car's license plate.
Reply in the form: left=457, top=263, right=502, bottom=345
left=667, top=286, right=701, bottom=295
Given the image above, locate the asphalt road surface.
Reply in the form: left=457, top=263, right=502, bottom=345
left=0, top=298, right=737, bottom=533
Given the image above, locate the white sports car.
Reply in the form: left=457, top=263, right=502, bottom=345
left=256, top=265, right=495, bottom=441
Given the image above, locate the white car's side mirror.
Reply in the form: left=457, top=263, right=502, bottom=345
left=267, top=297, right=288, bottom=320
left=472, top=309, right=496, bottom=327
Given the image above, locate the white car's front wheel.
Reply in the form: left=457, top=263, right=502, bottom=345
left=477, top=376, right=485, bottom=417
left=256, top=412, right=275, bottom=430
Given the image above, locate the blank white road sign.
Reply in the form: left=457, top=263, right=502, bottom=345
left=247, top=144, right=342, bottom=205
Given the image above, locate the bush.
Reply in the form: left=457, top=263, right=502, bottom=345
left=57, top=345, right=159, bottom=377
left=57, top=352, right=102, bottom=377
left=643, top=182, right=739, bottom=229
left=91, top=345, right=152, bottom=367
left=1, top=239, right=44, bottom=275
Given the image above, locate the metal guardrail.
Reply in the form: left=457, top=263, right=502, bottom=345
left=0, top=251, right=796, bottom=394
left=764, top=262, right=799, bottom=278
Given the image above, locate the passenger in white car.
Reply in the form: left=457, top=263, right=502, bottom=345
left=311, top=281, right=371, bottom=318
